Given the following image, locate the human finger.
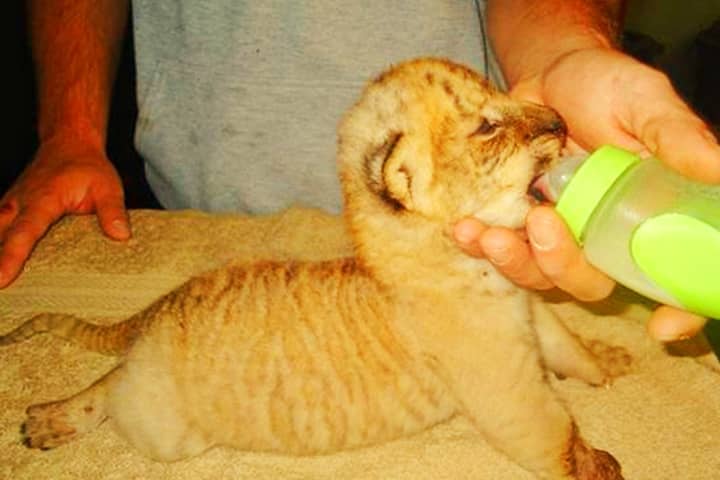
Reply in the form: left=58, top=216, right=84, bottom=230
left=93, top=187, right=131, bottom=240
left=0, top=202, right=63, bottom=288
left=453, top=217, right=490, bottom=258
left=646, top=305, right=707, bottom=342
left=526, top=206, right=615, bottom=301
left=479, top=227, right=554, bottom=290
left=0, top=199, right=19, bottom=240
left=639, top=115, right=720, bottom=183
left=622, top=71, right=720, bottom=182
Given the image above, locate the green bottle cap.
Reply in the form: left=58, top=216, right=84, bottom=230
left=555, top=145, right=639, bottom=242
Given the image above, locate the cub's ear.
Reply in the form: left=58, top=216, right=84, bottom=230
left=364, top=131, right=432, bottom=211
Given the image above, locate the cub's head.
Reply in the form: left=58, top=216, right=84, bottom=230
left=338, top=58, right=566, bottom=233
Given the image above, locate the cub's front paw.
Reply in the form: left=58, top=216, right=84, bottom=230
left=584, top=340, right=633, bottom=384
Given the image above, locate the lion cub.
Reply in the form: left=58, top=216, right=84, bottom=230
left=1, top=58, right=625, bottom=479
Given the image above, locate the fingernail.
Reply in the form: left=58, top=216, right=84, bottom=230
left=488, top=248, right=513, bottom=266
left=654, top=329, right=690, bottom=343
left=528, top=217, right=557, bottom=252
left=453, top=222, right=475, bottom=245
left=112, top=219, right=131, bottom=237
left=655, top=333, right=685, bottom=343
left=482, top=237, right=513, bottom=266
left=651, top=323, right=686, bottom=342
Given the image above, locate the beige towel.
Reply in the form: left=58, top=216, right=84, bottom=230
left=1, top=208, right=719, bottom=480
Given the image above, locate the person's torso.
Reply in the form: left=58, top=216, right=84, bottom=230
left=132, top=0, right=503, bottom=213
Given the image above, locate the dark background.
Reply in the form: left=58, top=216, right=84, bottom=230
left=4, top=4, right=720, bottom=208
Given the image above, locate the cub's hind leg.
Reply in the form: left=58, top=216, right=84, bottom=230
left=106, top=355, right=212, bottom=462
left=23, top=365, right=121, bottom=450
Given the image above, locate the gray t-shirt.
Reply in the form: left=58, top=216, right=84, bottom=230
left=132, top=0, right=504, bottom=214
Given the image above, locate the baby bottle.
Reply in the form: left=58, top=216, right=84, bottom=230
left=537, top=145, right=720, bottom=319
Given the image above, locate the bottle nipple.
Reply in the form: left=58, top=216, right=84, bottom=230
left=533, top=154, right=587, bottom=203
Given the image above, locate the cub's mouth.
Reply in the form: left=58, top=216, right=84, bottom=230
left=527, top=173, right=549, bottom=203
left=526, top=135, right=566, bottom=204
left=527, top=156, right=555, bottom=204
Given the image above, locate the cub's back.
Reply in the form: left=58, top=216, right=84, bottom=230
left=119, top=258, right=456, bottom=454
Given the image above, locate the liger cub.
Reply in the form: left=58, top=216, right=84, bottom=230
left=1, top=58, right=628, bottom=479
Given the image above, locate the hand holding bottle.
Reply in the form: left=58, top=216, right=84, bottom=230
left=455, top=47, right=720, bottom=342
left=539, top=145, right=720, bottom=320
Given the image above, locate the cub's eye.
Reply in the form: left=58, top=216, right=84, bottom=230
left=472, top=118, right=498, bottom=136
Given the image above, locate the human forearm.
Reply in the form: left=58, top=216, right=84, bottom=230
left=28, top=0, right=129, bottom=150
left=0, top=0, right=132, bottom=288
left=486, top=0, right=623, bottom=87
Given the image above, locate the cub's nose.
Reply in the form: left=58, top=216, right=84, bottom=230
left=545, top=116, right=567, bottom=136
left=522, top=104, right=568, bottom=141
left=533, top=110, right=567, bottom=139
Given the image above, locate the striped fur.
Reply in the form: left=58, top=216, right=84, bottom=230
left=2, top=59, right=624, bottom=479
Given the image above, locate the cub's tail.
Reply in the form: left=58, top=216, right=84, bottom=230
left=0, top=313, right=148, bottom=356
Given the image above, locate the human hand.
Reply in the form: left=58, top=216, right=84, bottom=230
left=0, top=137, right=130, bottom=288
left=455, top=47, right=719, bottom=341
left=514, top=47, right=720, bottom=182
